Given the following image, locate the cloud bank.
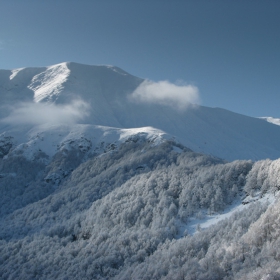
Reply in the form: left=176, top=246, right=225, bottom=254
left=1, top=99, right=90, bottom=125
left=129, top=80, right=200, bottom=110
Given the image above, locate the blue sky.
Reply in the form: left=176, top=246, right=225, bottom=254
left=1, top=0, right=279, bottom=118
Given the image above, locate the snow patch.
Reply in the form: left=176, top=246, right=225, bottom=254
left=28, top=63, right=70, bottom=103
left=9, top=68, right=25, bottom=80
left=177, top=192, right=277, bottom=237
left=260, top=117, right=280, bottom=126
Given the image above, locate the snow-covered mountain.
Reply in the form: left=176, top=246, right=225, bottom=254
left=1, top=62, right=280, bottom=279
left=1, top=62, right=280, bottom=161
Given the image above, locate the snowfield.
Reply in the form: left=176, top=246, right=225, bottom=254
left=1, top=62, right=280, bottom=279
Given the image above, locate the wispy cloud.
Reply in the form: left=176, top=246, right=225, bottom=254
left=1, top=99, right=90, bottom=125
left=129, top=80, right=200, bottom=110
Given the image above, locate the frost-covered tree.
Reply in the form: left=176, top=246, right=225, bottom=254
left=1, top=138, right=280, bottom=279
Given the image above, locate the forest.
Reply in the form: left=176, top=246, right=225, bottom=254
left=1, top=137, right=280, bottom=279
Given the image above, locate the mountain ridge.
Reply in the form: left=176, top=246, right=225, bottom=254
left=1, top=62, right=280, bottom=161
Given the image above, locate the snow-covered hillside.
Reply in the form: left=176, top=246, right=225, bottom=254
left=1, top=132, right=280, bottom=279
left=0, top=123, right=169, bottom=162
left=1, top=62, right=280, bottom=279
left=1, top=62, right=280, bottom=161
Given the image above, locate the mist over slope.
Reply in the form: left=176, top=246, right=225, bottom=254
left=1, top=62, right=280, bottom=161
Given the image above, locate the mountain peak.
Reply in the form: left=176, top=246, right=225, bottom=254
left=1, top=62, right=280, bottom=161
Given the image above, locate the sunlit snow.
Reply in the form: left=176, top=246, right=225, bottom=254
left=2, top=62, right=280, bottom=160
left=1, top=62, right=280, bottom=279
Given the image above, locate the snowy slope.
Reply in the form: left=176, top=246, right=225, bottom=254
left=1, top=62, right=280, bottom=161
left=0, top=123, right=169, bottom=160
left=1, top=132, right=280, bottom=279
left=2, top=62, right=280, bottom=279
left=260, top=116, right=280, bottom=126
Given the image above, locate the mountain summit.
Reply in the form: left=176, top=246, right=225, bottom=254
left=1, top=62, right=280, bottom=160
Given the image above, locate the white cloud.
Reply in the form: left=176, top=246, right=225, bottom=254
left=129, top=80, right=200, bottom=110
left=1, top=99, right=90, bottom=125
